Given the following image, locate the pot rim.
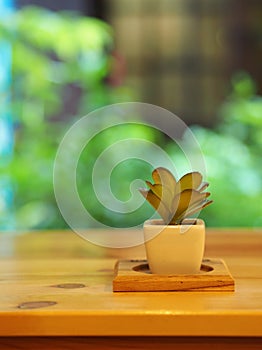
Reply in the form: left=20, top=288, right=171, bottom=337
left=144, top=218, right=205, bottom=228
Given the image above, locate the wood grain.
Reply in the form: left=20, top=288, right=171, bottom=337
left=0, top=228, right=261, bottom=339
left=113, top=258, right=235, bottom=292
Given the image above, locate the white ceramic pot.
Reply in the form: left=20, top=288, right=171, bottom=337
left=143, top=218, right=205, bottom=275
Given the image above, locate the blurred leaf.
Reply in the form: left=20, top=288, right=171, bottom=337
left=0, top=5, right=133, bottom=229
left=232, top=71, right=257, bottom=98
left=198, top=182, right=209, bottom=192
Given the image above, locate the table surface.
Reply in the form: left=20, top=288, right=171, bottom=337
left=0, top=227, right=261, bottom=337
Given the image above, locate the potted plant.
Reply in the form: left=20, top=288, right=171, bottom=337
left=139, top=167, right=213, bottom=275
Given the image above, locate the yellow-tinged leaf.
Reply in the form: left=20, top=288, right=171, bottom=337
left=146, top=181, right=174, bottom=211
left=174, top=199, right=213, bottom=223
left=188, top=191, right=211, bottom=205
left=139, top=188, right=171, bottom=223
left=171, top=189, right=208, bottom=222
left=139, top=188, right=149, bottom=199
left=171, top=190, right=193, bottom=221
left=175, top=172, right=202, bottom=195
left=198, top=181, right=209, bottom=192
left=139, top=167, right=213, bottom=225
left=177, top=192, right=211, bottom=217
left=145, top=181, right=162, bottom=199
left=152, top=167, right=176, bottom=189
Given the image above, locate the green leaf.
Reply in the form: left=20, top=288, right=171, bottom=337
left=171, top=189, right=209, bottom=222
left=174, top=199, right=213, bottom=224
left=139, top=188, right=171, bottom=224
left=152, top=167, right=176, bottom=189
left=139, top=167, right=213, bottom=226
left=146, top=181, right=174, bottom=211
left=145, top=181, right=162, bottom=198
left=198, top=181, right=209, bottom=192
left=175, top=172, right=202, bottom=195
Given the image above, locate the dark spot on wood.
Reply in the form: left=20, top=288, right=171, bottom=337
left=52, top=283, right=86, bottom=289
left=18, top=301, right=57, bottom=309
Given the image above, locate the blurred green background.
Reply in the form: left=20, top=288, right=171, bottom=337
left=0, top=1, right=261, bottom=230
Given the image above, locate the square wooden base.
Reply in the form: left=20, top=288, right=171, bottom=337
left=113, top=258, right=235, bottom=292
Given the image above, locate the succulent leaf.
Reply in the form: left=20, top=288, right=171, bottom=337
left=171, top=189, right=204, bottom=222
left=198, top=181, right=209, bottom=192
left=152, top=167, right=176, bottom=191
left=174, top=199, right=213, bottom=224
left=175, top=172, right=202, bottom=195
left=145, top=181, right=162, bottom=199
left=145, top=181, right=174, bottom=212
left=139, top=167, right=213, bottom=225
left=139, top=188, right=171, bottom=224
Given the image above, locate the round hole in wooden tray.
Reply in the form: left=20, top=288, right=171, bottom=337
left=133, top=263, right=214, bottom=275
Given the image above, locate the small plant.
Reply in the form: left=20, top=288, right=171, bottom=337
left=139, top=167, right=213, bottom=225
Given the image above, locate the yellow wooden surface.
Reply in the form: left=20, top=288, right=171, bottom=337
left=0, top=228, right=261, bottom=337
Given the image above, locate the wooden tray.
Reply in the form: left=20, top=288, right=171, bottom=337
left=113, top=258, right=235, bottom=292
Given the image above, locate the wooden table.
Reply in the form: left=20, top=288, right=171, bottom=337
left=0, top=228, right=261, bottom=349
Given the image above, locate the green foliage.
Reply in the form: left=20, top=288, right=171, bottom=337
left=1, top=5, right=261, bottom=229
left=0, top=6, right=136, bottom=229
left=139, top=167, right=212, bottom=225
left=168, top=72, right=262, bottom=227
left=76, top=123, right=161, bottom=228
